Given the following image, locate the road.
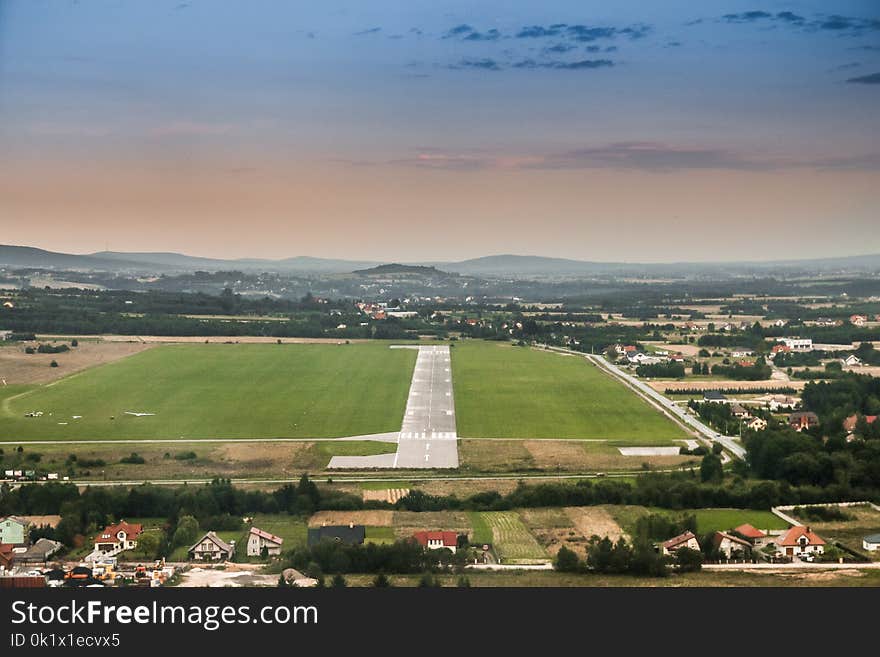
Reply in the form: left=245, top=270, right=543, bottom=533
left=540, top=345, right=746, bottom=459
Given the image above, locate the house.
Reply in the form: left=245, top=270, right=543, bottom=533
left=841, top=354, right=862, bottom=367
left=93, top=521, right=142, bottom=555
left=188, top=532, right=235, bottom=562
left=745, top=417, right=768, bottom=432
left=862, top=534, right=880, bottom=552
left=730, top=348, right=754, bottom=358
left=850, top=314, right=868, bottom=327
left=0, top=516, right=29, bottom=546
left=0, top=544, right=14, bottom=570
left=669, top=353, right=685, bottom=363
left=772, top=319, right=787, bottom=328
left=703, top=390, right=728, bottom=403
left=730, top=403, right=750, bottom=419
left=778, top=338, right=812, bottom=352
left=770, top=344, right=791, bottom=358
left=17, top=538, right=63, bottom=566
left=412, top=531, right=458, bottom=554
left=246, top=526, right=284, bottom=557
left=659, top=531, right=700, bottom=556
left=711, top=531, right=752, bottom=559
left=307, top=524, right=366, bottom=547
left=778, top=526, right=825, bottom=558
left=735, top=360, right=755, bottom=368
left=733, top=524, right=769, bottom=547
left=789, top=411, right=819, bottom=432
left=768, top=395, right=798, bottom=411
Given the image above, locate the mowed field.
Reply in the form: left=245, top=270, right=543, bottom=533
left=0, top=343, right=416, bottom=441
left=452, top=342, right=687, bottom=442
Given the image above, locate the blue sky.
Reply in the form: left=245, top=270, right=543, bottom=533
left=0, top=1, right=878, bottom=261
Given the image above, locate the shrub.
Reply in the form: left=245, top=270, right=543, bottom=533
left=120, top=453, right=145, bottom=465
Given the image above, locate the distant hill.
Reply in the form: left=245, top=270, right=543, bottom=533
left=353, top=263, right=451, bottom=276
left=3, top=244, right=880, bottom=278
left=0, top=245, right=379, bottom=274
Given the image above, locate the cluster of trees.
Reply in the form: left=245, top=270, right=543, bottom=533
left=554, top=537, right=698, bottom=577
left=636, top=362, right=685, bottom=378
left=744, top=422, right=880, bottom=489
left=709, top=359, right=772, bottom=381
left=285, top=539, right=468, bottom=578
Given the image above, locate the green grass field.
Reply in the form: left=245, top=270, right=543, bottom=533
left=452, top=342, right=688, bottom=442
left=643, top=507, right=789, bottom=533
left=472, top=511, right=548, bottom=563
left=0, top=343, right=416, bottom=441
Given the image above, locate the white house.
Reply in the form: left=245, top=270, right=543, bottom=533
left=246, top=526, right=284, bottom=557
left=746, top=417, right=768, bottom=432
left=93, top=521, right=142, bottom=555
left=659, top=531, right=700, bottom=556
left=188, top=531, right=235, bottom=562
left=842, top=354, right=862, bottom=367
left=777, top=526, right=825, bottom=558
left=862, top=534, right=880, bottom=552
left=413, top=531, right=458, bottom=554
left=778, top=338, right=813, bottom=352
left=711, top=531, right=752, bottom=558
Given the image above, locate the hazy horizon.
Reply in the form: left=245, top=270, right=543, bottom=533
left=1, top=1, right=878, bottom=261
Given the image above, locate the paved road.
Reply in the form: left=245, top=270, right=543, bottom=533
left=584, top=353, right=746, bottom=459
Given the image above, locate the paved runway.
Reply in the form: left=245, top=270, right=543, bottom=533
left=394, top=345, right=458, bottom=469
left=328, top=345, right=459, bottom=470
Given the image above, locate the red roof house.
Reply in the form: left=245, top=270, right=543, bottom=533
left=733, top=524, right=767, bottom=541
left=659, top=531, right=700, bottom=555
left=413, top=531, right=458, bottom=553
left=94, top=520, right=143, bottom=554
left=0, top=543, right=14, bottom=570
left=778, top=526, right=825, bottom=557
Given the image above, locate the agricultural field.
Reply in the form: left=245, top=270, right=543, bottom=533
left=451, top=341, right=688, bottom=443
left=0, top=342, right=416, bottom=441
left=0, top=440, right=396, bottom=481
left=470, top=511, right=549, bottom=563
left=608, top=506, right=789, bottom=535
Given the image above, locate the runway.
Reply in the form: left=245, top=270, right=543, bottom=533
left=328, top=345, right=459, bottom=470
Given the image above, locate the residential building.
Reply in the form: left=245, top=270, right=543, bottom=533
left=850, top=314, right=868, bottom=327
left=733, top=524, right=769, bottom=547
left=789, top=411, right=819, bottom=432
left=768, top=395, right=798, bottom=411
left=711, top=531, right=752, bottom=559
left=862, top=534, right=880, bottom=552
left=730, top=348, right=754, bottom=358
left=659, top=531, right=700, bottom=556
left=307, top=524, right=366, bottom=547
left=778, top=338, right=813, bottom=352
left=778, top=526, right=825, bottom=558
left=93, top=521, right=142, bottom=556
left=730, top=404, right=750, bottom=419
left=770, top=344, right=791, bottom=358
left=246, top=527, right=284, bottom=557
left=188, top=532, right=236, bottom=562
left=17, top=539, right=63, bottom=566
left=412, top=531, right=458, bottom=553
left=0, top=517, right=29, bottom=545
left=745, top=417, right=768, bottom=432
left=703, top=391, right=728, bottom=403
left=842, top=354, right=862, bottom=367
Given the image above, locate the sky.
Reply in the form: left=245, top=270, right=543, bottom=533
left=0, top=0, right=878, bottom=263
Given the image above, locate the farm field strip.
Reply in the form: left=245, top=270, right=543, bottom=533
left=473, top=511, right=549, bottom=563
